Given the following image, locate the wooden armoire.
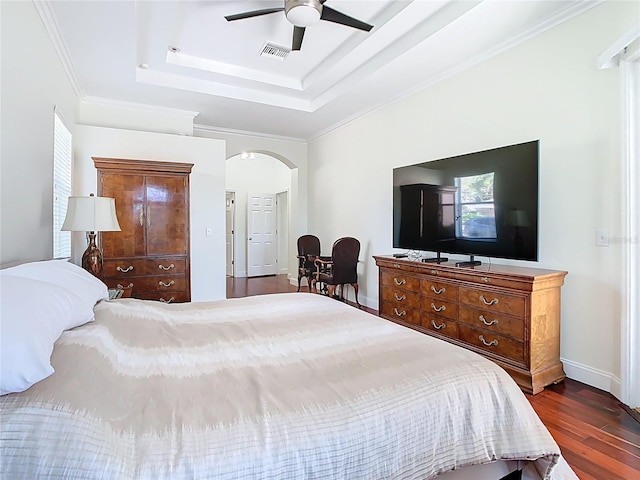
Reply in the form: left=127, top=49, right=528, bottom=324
left=94, top=158, right=193, bottom=303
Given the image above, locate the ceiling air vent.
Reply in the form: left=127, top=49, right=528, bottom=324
left=260, top=43, right=290, bottom=61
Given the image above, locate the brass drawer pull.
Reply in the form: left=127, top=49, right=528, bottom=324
left=394, top=293, right=406, bottom=301
left=393, top=263, right=401, bottom=268
left=431, top=319, right=446, bottom=330
left=117, top=283, right=134, bottom=289
left=139, top=208, right=144, bottom=226
left=159, top=263, right=175, bottom=271
left=159, top=280, right=175, bottom=287
left=431, top=285, right=446, bottom=295
left=479, top=315, right=498, bottom=326
left=481, top=276, right=490, bottom=283
left=393, top=308, right=406, bottom=317
left=479, top=335, right=498, bottom=347
left=393, top=278, right=406, bottom=286
left=147, top=206, right=151, bottom=227
left=480, top=295, right=499, bottom=306
left=159, top=297, right=175, bottom=303
left=431, top=303, right=446, bottom=312
left=430, top=270, right=439, bottom=275
left=116, top=265, right=134, bottom=273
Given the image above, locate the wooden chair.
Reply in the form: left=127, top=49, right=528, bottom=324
left=296, top=235, right=321, bottom=292
left=312, top=237, right=360, bottom=308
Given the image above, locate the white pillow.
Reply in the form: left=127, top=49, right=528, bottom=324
left=0, top=275, right=95, bottom=395
left=2, top=259, right=108, bottom=309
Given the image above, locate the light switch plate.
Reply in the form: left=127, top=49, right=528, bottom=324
left=596, top=228, right=609, bottom=246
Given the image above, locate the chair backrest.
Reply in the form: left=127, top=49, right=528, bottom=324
left=297, top=235, right=321, bottom=263
left=329, top=237, right=360, bottom=284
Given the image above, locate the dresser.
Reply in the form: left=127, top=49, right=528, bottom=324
left=94, top=158, right=193, bottom=303
left=374, top=255, right=568, bottom=394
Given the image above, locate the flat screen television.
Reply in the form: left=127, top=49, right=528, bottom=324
left=393, top=140, right=539, bottom=263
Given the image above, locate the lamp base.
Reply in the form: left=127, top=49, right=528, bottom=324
left=82, top=232, right=103, bottom=278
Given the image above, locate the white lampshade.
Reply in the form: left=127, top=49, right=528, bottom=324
left=61, top=195, right=121, bottom=232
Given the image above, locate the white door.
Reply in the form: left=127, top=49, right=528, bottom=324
left=225, top=192, right=235, bottom=277
left=247, top=193, right=277, bottom=277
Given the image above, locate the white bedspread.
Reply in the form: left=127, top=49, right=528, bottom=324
left=1, top=293, right=574, bottom=479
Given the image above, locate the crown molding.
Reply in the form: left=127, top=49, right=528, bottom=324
left=193, top=124, right=306, bottom=144
left=33, top=0, right=84, bottom=99
left=597, top=20, right=640, bottom=69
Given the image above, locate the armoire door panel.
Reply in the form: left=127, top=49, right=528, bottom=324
left=100, top=174, right=146, bottom=258
left=145, top=176, right=188, bottom=255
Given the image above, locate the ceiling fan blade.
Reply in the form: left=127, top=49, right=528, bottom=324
left=320, top=6, right=373, bottom=32
left=292, top=26, right=305, bottom=51
left=225, top=7, right=283, bottom=22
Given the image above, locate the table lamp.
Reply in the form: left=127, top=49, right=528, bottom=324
left=61, top=193, right=121, bottom=278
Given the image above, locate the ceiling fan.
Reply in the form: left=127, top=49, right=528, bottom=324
left=225, top=0, right=374, bottom=52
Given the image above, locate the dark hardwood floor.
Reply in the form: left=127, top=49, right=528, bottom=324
left=226, top=274, right=640, bottom=479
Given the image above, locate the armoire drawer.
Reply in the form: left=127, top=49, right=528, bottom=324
left=103, top=257, right=187, bottom=277
left=136, top=291, right=190, bottom=304
left=104, top=275, right=187, bottom=294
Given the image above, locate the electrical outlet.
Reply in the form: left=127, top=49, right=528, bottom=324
left=206, top=227, right=213, bottom=237
left=596, top=228, right=609, bottom=247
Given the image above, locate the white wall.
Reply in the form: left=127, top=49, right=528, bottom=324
left=0, top=1, right=79, bottom=264
left=308, top=1, right=637, bottom=394
left=74, top=125, right=227, bottom=302
left=226, top=153, right=291, bottom=277
left=78, top=100, right=197, bottom=137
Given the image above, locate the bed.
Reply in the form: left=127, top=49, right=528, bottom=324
left=0, top=260, right=578, bottom=479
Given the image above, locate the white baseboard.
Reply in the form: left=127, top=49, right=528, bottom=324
left=561, top=357, right=622, bottom=401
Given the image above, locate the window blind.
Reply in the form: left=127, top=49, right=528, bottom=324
left=53, top=109, right=72, bottom=259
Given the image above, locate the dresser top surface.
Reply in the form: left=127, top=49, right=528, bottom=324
left=373, top=255, right=567, bottom=280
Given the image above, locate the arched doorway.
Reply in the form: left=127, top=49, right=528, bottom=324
left=225, top=152, right=292, bottom=278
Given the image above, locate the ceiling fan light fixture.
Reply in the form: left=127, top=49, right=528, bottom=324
left=285, top=0, right=321, bottom=27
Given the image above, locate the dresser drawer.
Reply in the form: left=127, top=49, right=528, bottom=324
left=458, top=306, right=524, bottom=340
left=420, top=297, right=457, bottom=320
left=380, top=286, right=421, bottom=309
left=421, top=279, right=458, bottom=302
left=136, top=291, right=190, bottom=303
left=420, top=266, right=456, bottom=280
left=458, top=325, right=525, bottom=366
left=381, top=271, right=420, bottom=293
left=421, top=313, right=458, bottom=340
left=454, top=272, right=527, bottom=290
left=459, top=287, right=525, bottom=317
left=103, top=257, right=187, bottom=277
left=380, top=302, right=422, bottom=326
